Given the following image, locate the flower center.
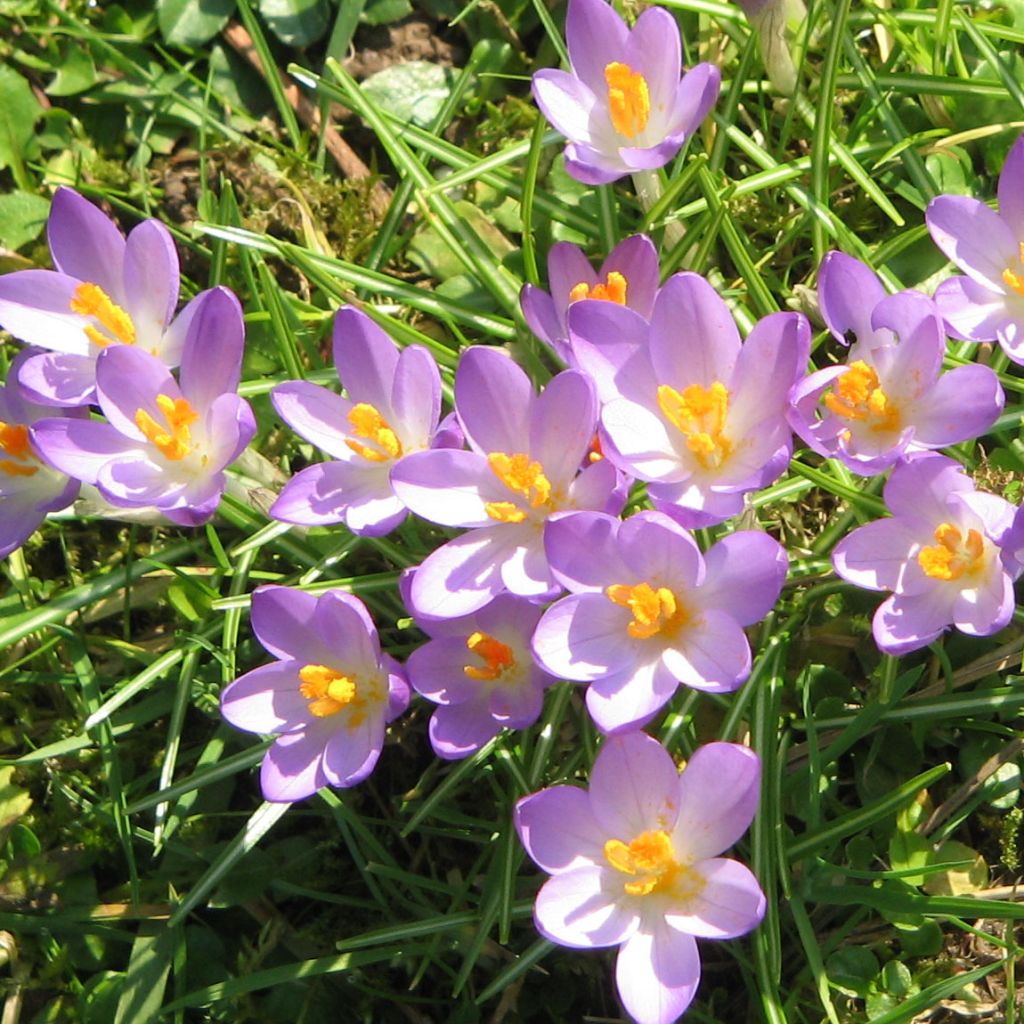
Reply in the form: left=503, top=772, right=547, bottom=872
left=484, top=452, right=552, bottom=524
left=657, top=381, right=733, bottom=470
left=917, top=522, right=987, bottom=581
left=569, top=271, right=628, bottom=305
left=345, top=403, right=403, bottom=463
left=604, top=830, right=705, bottom=899
left=604, top=62, right=650, bottom=139
left=606, top=582, right=688, bottom=640
left=69, top=282, right=136, bottom=349
left=822, top=360, right=901, bottom=433
left=134, top=394, right=199, bottom=461
left=463, top=631, right=516, bottom=681
left=0, top=422, right=40, bottom=478
left=298, top=663, right=358, bottom=718
left=1002, top=241, right=1024, bottom=297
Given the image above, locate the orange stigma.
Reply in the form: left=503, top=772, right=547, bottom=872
left=0, top=422, right=39, bottom=477
left=569, top=271, right=628, bottom=305
left=135, top=394, right=199, bottom=461
left=604, top=830, right=705, bottom=899
left=484, top=452, right=552, bottom=523
left=918, top=522, right=986, bottom=581
left=1002, top=241, right=1024, bottom=297
left=463, top=632, right=516, bottom=681
left=298, top=664, right=358, bottom=718
left=606, top=582, right=687, bottom=640
left=823, top=361, right=901, bottom=433
left=70, top=282, right=136, bottom=348
left=345, top=403, right=403, bottom=463
left=657, top=381, right=733, bottom=470
left=604, top=62, right=651, bottom=139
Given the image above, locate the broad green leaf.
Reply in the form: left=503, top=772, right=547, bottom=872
left=0, top=767, right=32, bottom=834
left=922, top=841, right=989, bottom=896
left=362, top=0, right=412, bottom=24
left=887, top=829, right=931, bottom=887
left=0, top=65, right=42, bottom=173
left=0, top=192, right=51, bottom=251
left=113, top=926, right=175, bottom=1024
left=259, top=0, right=330, bottom=46
left=47, top=44, right=99, bottom=96
left=157, top=0, right=237, bottom=47
left=361, top=61, right=455, bottom=129
left=826, top=946, right=878, bottom=997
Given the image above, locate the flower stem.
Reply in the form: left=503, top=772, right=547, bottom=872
left=631, top=170, right=686, bottom=252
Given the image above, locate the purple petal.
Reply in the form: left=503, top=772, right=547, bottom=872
left=619, top=131, right=688, bottom=172
left=122, top=219, right=179, bottom=338
left=601, top=234, right=659, bottom=319
left=499, top=530, right=557, bottom=598
left=953, top=572, right=1014, bottom=637
left=700, top=531, right=787, bottom=625
left=271, top=462, right=355, bottom=526
left=933, top=275, right=1010, bottom=344
left=666, top=858, right=765, bottom=939
left=568, top=455, right=625, bottom=515
left=882, top=453, right=971, bottom=521
left=322, top=715, right=382, bottom=787
left=831, top=518, right=920, bottom=592
left=46, top=188, right=126, bottom=301
left=272, top=380, right=352, bottom=460
left=912, top=364, right=1003, bottom=446
left=624, top=7, right=680, bottom=113
left=563, top=142, right=630, bottom=186
left=390, top=345, right=441, bottom=444
left=585, top=658, right=677, bottom=734
left=666, top=62, right=721, bottom=140
left=0, top=270, right=93, bottom=355
left=568, top=300, right=655, bottom=405
left=178, top=287, right=244, bottom=410
left=250, top=585, right=323, bottom=661
left=532, top=592, right=636, bottom=681
left=314, top=590, right=380, bottom=674
left=333, top=307, right=399, bottom=413
left=455, top=346, right=533, bottom=455
left=529, top=369, right=597, bottom=484
left=670, top=742, right=761, bottom=861
left=662, top=609, right=750, bottom=693
left=260, top=726, right=330, bottom=802
left=407, top=636, right=480, bottom=704
left=534, top=866, right=638, bottom=949
left=589, top=731, right=680, bottom=839
left=390, top=448, right=497, bottom=527
left=873, top=588, right=956, bottom=656
left=926, top=195, right=1018, bottom=293
left=615, top=925, right=701, bottom=1024
left=548, top=241, right=599, bottom=309
left=202, top=392, right=256, bottom=471
left=566, top=0, right=629, bottom=95
left=997, top=135, right=1024, bottom=240
left=544, top=510, right=626, bottom=591
left=95, top=346, right=179, bottom=442
left=158, top=290, right=210, bottom=368
left=515, top=785, right=607, bottom=872
left=97, top=455, right=183, bottom=508
left=521, top=284, right=565, bottom=351
left=30, top=418, right=136, bottom=484
left=17, top=351, right=97, bottom=407
left=532, top=69, right=600, bottom=146
left=429, top=697, right=501, bottom=759
left=601, top=397, right=684, bottom=482
left=817, top=251, right=889, bottom=347
left=220, top=661, right=311, bottom=735
left=618, top=511, right=702, bottom=590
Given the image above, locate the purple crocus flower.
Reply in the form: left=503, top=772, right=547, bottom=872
left=832, top=453, right=1020, bottom=655
left=532, top=0, right=720, bottom=185
left=0, top=353, right=85, bottom=558
left=570, top=272, right=810, bottom=526
left=220, top=586, right=410, bottom=802
left=515, top=732, right=765, bottom=1024
left=404, top=590, right=558, bottom=759
left=0, top=187, right=209, bottom=406
left=926, top=134, right=1024, bottom=363
left=270, top=307, right=458, bottom=537
left=531, top=510, right=786, bottom=733
left=789, top=284, right=1003, bottom=475
left=520, top=235, right=659, bottom=365
left=390, top=346, right=622, bottom=619
left=30, top=287, right=255, bottom=527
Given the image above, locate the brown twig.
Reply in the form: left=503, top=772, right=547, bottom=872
left=221, top=22, right=392, bottom=218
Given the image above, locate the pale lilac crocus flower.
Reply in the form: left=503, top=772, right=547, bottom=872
left=0, top=187, right=209, bottom=406
left=532, top=0, right=720, bottom=185
left=404, top=588, right=558, bottom=759
left=789, top=282, right=1003, bottom=475
left=570, top=272, right=810, bottom=526
left=532, top=510, right=786, bottom=733
left=220, top=586, right=410, bottom=802
left=0, top=352, right=85, bottom=558
left=270, top=308, right=459, bottom=537
left=516, top=731, right=765, bottom=1024
left=520, top=235, right=659, bottom=366
left=926, top=133, right=1024, bottom=363
left=31, top=287, right=254, bottom=527
left=390, top=346, right=622, bottom=619
left=832, top=453, right=1020, bottom=655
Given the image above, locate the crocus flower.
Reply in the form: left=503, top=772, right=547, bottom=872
left=270, top=307, right=458, bottom=537
left=789, top=285, right=1003, bottom=475
left=570, top=272, right=810, bottom=526
left=31, top=287, right=254, bottom=527
left=220, top=586, right=410, bottom=802
left=404, top=590, right=558, bottom=759
left=520, top=235, right=659, bottom=365
left=532, top=0, right=720, bottom=185
left=532, top=510, right=786, bottom=732
left=832, top=453, right=1020, bottom=655
left=926, top=133, right=1024, bottom=363
left=0, top=353, right=85, bottom=558
left=515, top=731, right=764, bottom=1024
left=0, top=187, right=208, bottom=406
left=390, top=346, right=622, bottom=619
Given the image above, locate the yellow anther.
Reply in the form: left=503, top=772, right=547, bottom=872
left=0, top=422, right=38, bottom=477
left=1002, top=241, right=1024, bottom=297
left=918, top=522, right=986, bottom=581
left=823, top=360, right=901, bottom=433
left=604, top=830, right=705, bottom=899
left=134, top=394, right=199, bottom=461
left=604, top=62, right=651, bottom=139
left=484, top=452, right=552, bottom=522
left=298, top=663, right=358, bottom=718
left=657, top=381, right=733, bottom=470
left=464, top=631, right=516, bottom=681
left=344, top=403, right=403, bottom=463
left=569, top=271, right=628, bottom=306
left=606, top=581, right=686, bottom=640
left=70, top=282, right=136, bottom=348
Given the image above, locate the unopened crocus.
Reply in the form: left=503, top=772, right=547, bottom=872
left=832, top=453, right=1020, bottom=655
left=391, top=346, right=622, bottom=619
left=736, top=0, right=807, bottom=96
left=520, top=235, right=659, bottom=366
left=31, top=287, right=254, bottom=527
left=926, top=133, right=1024, bottom=363
left=515, top=731, right=765, bottom=1024
left=404, top=589, right=558, bottom=759
left=220, top=586, right=410, bottom=802
left=270, top=307, right=458, bottom=537
left=789, top=286, right=1003, bottom=475
left=532, top=0, right=720, bottom=185
left=0, top=187, right=209, bottom=406
left=570, top=272, right=810, bottom=526
left=0, top=353, right=85, bottom=558
left=532, top=510, right=786, bottom=732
